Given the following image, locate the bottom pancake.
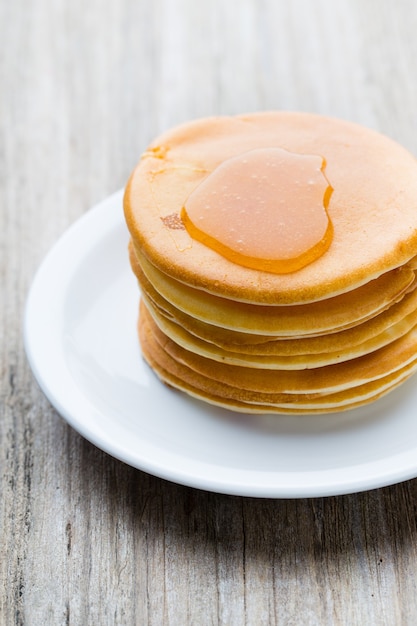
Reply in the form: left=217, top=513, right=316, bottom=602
left=138, top=301, right=417, bottom=414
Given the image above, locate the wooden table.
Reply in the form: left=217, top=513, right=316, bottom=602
left=2, top=1, right=417, bottom=623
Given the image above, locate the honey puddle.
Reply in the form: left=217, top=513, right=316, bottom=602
left=181, top=147, right=333, bottom=273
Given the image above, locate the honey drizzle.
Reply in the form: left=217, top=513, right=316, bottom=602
left=181, top=148, right=334, bottom=274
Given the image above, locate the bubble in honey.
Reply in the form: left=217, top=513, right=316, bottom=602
left=181, top=147, right=333, bottom=274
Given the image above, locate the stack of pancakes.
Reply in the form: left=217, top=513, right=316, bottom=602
left=124, top=112, right=417, bottom=414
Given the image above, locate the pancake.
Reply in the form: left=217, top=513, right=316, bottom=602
left=140, top=280, right=417, bottom=355
left=139, top=307, right=417, bottom=414
left=124, top=112, right=417, bottom=415
left=130, top=240, right=417, bottom=355
left=130, top=240, right=417, bottom=337
left=142, top=295, right=417, bottom=369
left=124, top=112, right=417, bottom=305
left=142, top=302, right=417, bottom=394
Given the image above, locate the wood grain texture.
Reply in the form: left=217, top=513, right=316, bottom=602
left=2, top=0, right=417, bottom=624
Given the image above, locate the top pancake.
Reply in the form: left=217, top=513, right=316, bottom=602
left=124, top=112, right=417, bottom=305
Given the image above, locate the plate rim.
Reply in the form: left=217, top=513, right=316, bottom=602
left=24, top=190, right=417, bottom=498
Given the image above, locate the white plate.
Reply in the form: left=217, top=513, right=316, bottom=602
left=24, top=190, right=417, bottom=498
